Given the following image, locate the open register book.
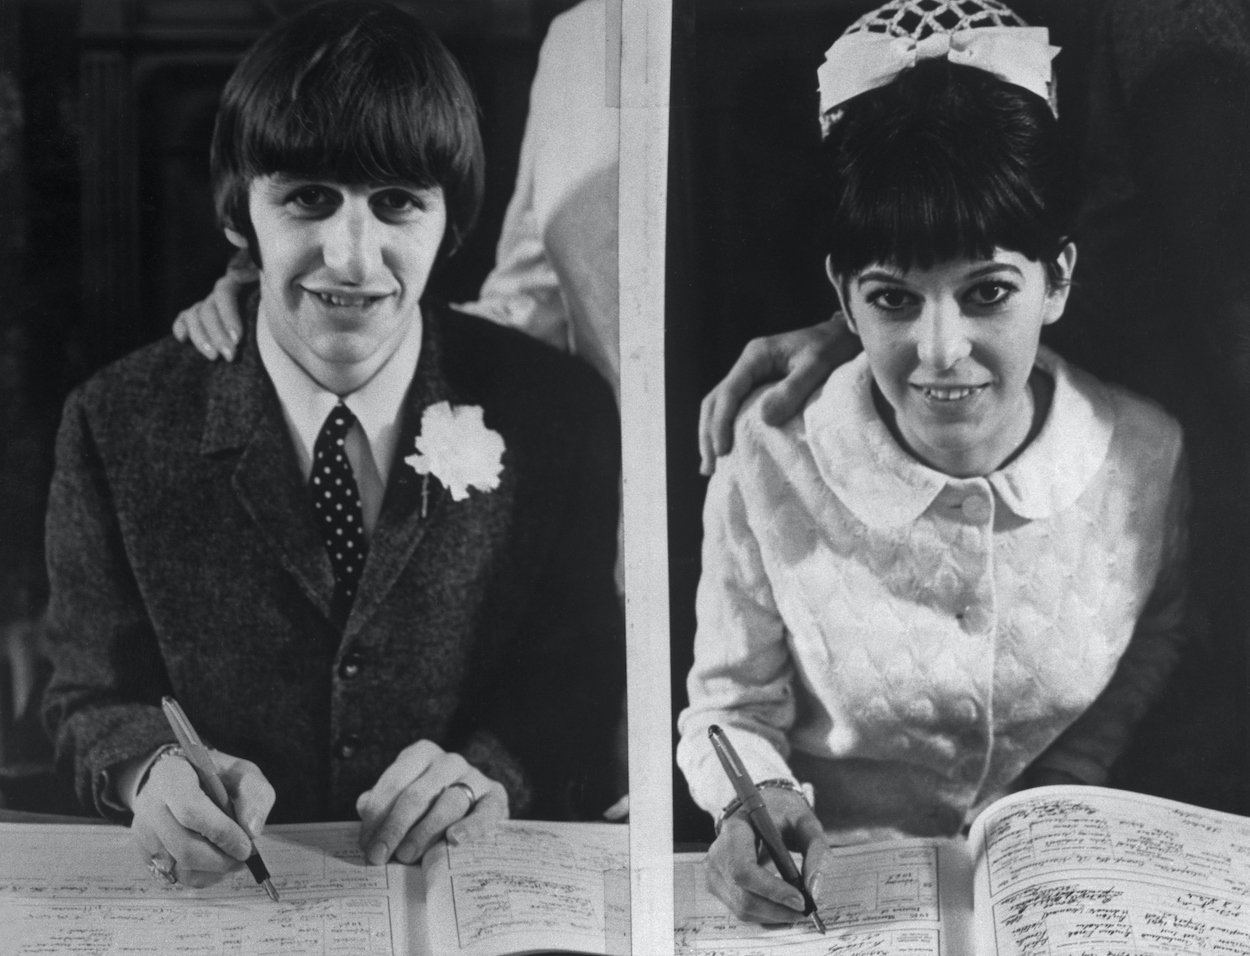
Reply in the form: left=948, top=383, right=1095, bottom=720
left=675, top=785, right=1250, bottom=955
left=0, top=818, right=630, bottom=956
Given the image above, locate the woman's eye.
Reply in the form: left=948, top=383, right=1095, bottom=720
left=965, top=281, right=1015, bottom=307
left=866, top=288, right=915, bottom=312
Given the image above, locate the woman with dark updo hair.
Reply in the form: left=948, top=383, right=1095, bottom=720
left=678, top=0, right=1188, bottom=925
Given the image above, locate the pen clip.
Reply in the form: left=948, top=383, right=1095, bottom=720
left=709, top=727, right=747, bottom=779
left=161, top=696, right=231, bottom=810
left=161, top=696, right=205, bottom=750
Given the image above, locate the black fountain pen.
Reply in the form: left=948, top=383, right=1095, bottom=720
left=162, top=696, right=280, bottom=901
left=708, top=725, right=825, bottom=934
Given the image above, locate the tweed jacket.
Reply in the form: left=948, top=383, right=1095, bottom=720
left=678, top=348, right=1189, bottom=842
left=43, top=306, right=624, bottom=824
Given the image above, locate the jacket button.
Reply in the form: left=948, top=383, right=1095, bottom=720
left=960, top=496, right=991, bottom=523
left=339, top=653, right=362, bottom=679
left=338, top=736, right=360, bottom=759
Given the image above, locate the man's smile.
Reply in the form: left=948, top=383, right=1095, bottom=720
left=303, top=287, right=393, bottom=310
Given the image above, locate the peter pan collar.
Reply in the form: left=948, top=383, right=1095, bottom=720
left=805, top=347, right=1116, bottom=528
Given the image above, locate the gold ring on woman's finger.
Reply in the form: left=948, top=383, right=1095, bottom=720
left=148, top=854, right=178, bottom=885
left=445, top=781, right=477, bottom=807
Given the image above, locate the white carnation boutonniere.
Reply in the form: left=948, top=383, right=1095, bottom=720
left=405, top=401, right=505, bottom=514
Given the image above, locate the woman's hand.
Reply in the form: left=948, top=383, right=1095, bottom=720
left=698, top=318, right=853, bottom=476
left=704, top=787, right=828, bottom=924
left=131, top=748, right=275, bottom=889
left=356, top=740, right=509, bottom=866
left=171, top=259, right=257, bottom=361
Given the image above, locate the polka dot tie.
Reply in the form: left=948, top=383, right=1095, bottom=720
left=312, top=403, right=368, bottom=626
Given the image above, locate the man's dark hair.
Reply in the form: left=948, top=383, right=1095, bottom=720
left=210, top=0, right=484, bottom=263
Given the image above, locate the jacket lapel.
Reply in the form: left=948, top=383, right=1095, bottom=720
left=200, top=332, right=336, bottom=619
left=346, top=310, right=454, bottom=636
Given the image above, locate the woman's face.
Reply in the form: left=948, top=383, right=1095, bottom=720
left=236, top=174, right=447, bottom=394
left=836, top=246, right=1076, bottom=477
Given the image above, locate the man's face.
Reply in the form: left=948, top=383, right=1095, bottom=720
left=244, top=174, right=447, bottom=393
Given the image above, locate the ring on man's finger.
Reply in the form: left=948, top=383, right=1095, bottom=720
left=148, top=854, right=178, bottom=885
left=444, top=781, right=477, bottom=808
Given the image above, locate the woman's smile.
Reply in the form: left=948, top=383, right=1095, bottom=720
left=913, top=382, right=991, bottom=403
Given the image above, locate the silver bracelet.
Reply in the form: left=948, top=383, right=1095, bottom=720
left=714, top=778, right=813, bottom=835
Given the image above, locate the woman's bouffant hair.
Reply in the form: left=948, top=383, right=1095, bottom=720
left=210, top=0, right=484, bottom=263
left=821, top=59, right=1076, bottom=285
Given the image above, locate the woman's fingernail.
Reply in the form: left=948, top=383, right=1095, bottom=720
left=809, top=874, right=822, bottom=899
left=367, top=842, right=389, bottom=866
left=446, top=826, right=464, bottom=845
left=222, top=347, right=234, bottom=361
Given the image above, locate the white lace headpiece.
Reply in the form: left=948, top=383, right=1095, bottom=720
left=818, top=0, right=1059, bottom=135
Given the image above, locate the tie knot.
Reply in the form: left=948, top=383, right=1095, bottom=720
left=320, top=404, right=357, bottom=441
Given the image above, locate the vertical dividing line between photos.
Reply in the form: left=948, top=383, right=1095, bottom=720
left=617, top=0, right=676, bottom=952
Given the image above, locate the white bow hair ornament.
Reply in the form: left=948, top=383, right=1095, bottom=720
left=817, top=26, right=1060, bottom=123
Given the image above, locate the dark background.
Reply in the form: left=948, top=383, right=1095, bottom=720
left=665, top=0, right=1250, bottom=842
left=0, top=0, right=578, bottom=787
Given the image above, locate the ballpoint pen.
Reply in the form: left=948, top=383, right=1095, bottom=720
left=161, top=696, right=280, bottom=902
left=708, top=725, right=826, bottom=934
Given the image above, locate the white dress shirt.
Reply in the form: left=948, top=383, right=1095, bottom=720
left=256, top=312, right=423, bottom=537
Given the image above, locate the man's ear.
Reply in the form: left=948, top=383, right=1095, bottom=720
left=825, top=255, right=858, bottom=334
left=224, top=227, right=249, bottom=251
left=1042, top=242, right=1078, bottom=326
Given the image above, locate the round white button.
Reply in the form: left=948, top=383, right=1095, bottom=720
left=961, top=496, right=991, bottom=522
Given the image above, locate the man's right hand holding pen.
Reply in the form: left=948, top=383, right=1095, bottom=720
left=125, top=745, right=275, bottom=890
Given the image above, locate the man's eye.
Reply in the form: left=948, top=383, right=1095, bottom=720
left=287, top=186, right=337, bottom=210
left=373, top=190, right=425, bottom=216
left=966, top=281, right=1015, bottom=306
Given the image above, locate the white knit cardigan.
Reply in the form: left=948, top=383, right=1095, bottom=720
left=678, top=348, right=1189, bottom=842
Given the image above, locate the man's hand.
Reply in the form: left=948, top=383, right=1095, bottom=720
left=171, top=257, right=257, bottom=361
left=698, top=318, right=853, bottom=475
left=704, top=787, right=828, bottom=924
left=130, top=748, right=275, bottom=889
left=356, top=740, right=509, bottom=866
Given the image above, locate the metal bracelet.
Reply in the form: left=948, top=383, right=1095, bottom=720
left=714, top=778, right=812, bottom=836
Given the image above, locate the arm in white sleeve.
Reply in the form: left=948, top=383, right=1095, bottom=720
left=1031, top=444, right=1192, bottom=785
left=676, top=439, right=802, bottom=817
left=454, top=27, right=570, bottom=351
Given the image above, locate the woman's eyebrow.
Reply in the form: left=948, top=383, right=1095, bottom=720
left=855, top=269, right=906, bottom=285
left=965, top=263, right=1024, bottom=280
